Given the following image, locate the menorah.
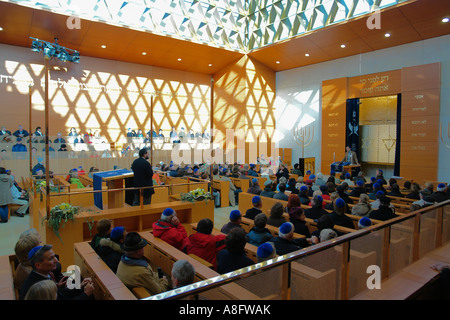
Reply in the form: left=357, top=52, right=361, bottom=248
left=293, top=124, right=314, bottom=158
left=440, top=121, right=450, bottom=149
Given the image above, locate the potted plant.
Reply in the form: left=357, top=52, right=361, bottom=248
left=42, top=203, right=80, bottom=242
left=180, top=188, right=213, bottom=204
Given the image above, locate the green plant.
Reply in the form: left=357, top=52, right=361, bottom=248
left=180, top=188, right=213, bottom=204
left=42, top=203, right=80, bottom=243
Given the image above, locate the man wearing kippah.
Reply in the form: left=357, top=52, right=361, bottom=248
left=271, top=222, right=317, bottom=255
left=152, top=208, right=188, bottom=251
left=247, top=178, right=262, bottom=195
left=431, top=183, right=449, bottom=203
left=349, top=179, right=366, bottom=197
left=328, top=198, right=355, bottom=229
left=244, top=196, right=263, bottom=220
left=19, top=244, right=94, bottom=300
left=96, top=226, right=126, bottom=273
left=220, top=210, right=244, bottom=234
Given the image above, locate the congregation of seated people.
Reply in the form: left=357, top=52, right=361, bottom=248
left=4, top=143, right=450, bottom=299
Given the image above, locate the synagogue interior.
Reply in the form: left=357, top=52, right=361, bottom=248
left=0, top=0, right=449, bottom=303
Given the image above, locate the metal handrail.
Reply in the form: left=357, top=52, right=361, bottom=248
left=145, top=199, right=450, bottom=300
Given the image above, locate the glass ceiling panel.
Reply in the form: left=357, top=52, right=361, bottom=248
left=4, top=0, right=410, bottom=52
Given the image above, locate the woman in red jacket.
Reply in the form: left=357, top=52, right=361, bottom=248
left=185, top=218, right=226, bottom=270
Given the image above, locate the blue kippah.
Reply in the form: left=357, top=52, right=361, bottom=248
left=371, top=177, right=376, bottom=182
left=335, top=198, right=345, bottom=208
left=309, top=174, right=316, bottom=180
left=300, top=186, right=307, bottom=191
left=306, top=170, right=311, bottom=174
left=28, top=245, right=43, bottom=261
left=252, top=178, right=258, bottom=184
left=110, top=226, right=125, bottom=240
left=345, top=172, right=351, bottom=178
left=230, top=210, right=241, bottom=220
left=316, top=195, right=323, bottom=202
left=359, top=217, right=372, bottom=228
left=330, top=170, right=335, bottom=174
left=376, top=190, right=385, bottom=196
left=357, top=180, right=364, bottom=186
left=252, top=195, right=261, bottom=204
left=257, top=243, right=273, bottom=259
left=377, top=179, right=383, bottom=185
left=373, top=183, right=380, bottom=190
left=279, top=222, right=293, bottom=235
left=438, top=183, right=446, bottom=189
left=163, top=208, right=174, bottom=216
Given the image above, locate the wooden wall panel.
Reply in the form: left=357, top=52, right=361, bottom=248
left=400, top=62, right=440, bottom=181
left=348, top=70, right=401, bottom=99
left=321, top=77, right=347, bottom=173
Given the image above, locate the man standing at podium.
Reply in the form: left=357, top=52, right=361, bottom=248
left=131, top=148, right=155, bottom=206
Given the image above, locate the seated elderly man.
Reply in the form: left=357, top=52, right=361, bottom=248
left=152, top=208, right=188, bottom=251
left=116, top=232, right=168, bottom=295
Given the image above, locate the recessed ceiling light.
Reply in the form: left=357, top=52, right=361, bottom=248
left=0, top=27, right=3, bottom=31
left=142, top=52, right=147, bottom=55
left=305, top=53, right=310, bottom=57
left=208, top=63, right=212, bottom=67
left=276, top=61, right=280, bottom=64
left=101, top=45, right=106, bottom=48
left=177, top=58, right=182, bottom=61
left=442, top=17, right=449, bottom=23
left=384, top=33, right=391, bottom=38
left=341, top=44, right=346, bottom=48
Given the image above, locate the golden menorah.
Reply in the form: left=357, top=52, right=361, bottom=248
left=293, top=124, right=314, bottom=158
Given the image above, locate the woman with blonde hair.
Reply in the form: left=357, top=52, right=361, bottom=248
left=351, top=193, right=373, bottom=217
left=24, top=280, right=57, bottom=300
left=14, top=233, right=41, bottom=290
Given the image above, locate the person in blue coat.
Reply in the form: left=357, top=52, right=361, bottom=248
left=12, top=138, right=27, bottom=152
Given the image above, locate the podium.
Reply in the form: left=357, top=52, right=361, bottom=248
left=93, top=169, right=134, bottom=209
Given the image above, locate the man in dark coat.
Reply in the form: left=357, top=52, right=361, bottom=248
left=432, top=184, right=450, bottom=203
left=131, top=148, right=155, bottom=206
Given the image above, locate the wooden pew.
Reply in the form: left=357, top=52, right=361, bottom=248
left=352, top=242, right=450, bottom=300
left=212, top=179, right=230, bottom=208
left=73, top=241, right=138, bottom=300
left=240, top=216, right=305, bottom=240
left=0, top=255, right=16, bottom=300
left=230, top=177, right=250, bottom=193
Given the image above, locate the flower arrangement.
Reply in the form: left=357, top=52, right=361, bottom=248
left=42, top=203, right=80, bottom=242
left=180, top=188, right=213, bottom=204
left=35, top=180, right=46, bottom=193
left=35, top=180, right=59, bottom=194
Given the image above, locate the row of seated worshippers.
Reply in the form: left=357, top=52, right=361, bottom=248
left=247, top=167, right=450, bottom=216
left=88, top=193, right=382, bottom=297
left=11, top=227, right=198, bottom=300
left=87, top=211, right=296, bottom=297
